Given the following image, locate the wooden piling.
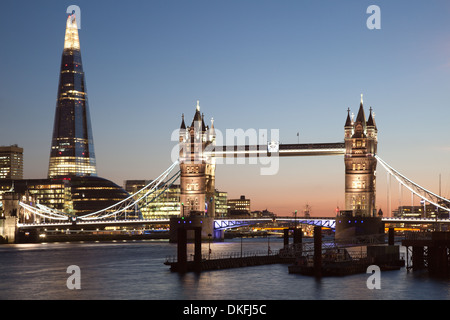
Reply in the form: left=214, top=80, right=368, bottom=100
left=314, top=226, right=322, bottom=278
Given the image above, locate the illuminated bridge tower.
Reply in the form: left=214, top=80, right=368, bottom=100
left=178, top=101, right=216, bottom=218
left=344, top=95, right=377, bottom=217
left=338, top=95, right=383, bottom=240
left=48, top=14, right=96, bottom=178
left=170, top=101, right=217, bottom=242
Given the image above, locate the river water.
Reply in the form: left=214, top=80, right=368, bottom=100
left=0, top=237, right=449, bottom=300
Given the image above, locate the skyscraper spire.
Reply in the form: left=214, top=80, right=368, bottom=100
left=64, top=14, right=80, bottom=50
left=48, top=13, right=96, bottom=178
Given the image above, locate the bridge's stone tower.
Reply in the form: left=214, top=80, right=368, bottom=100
left=178, top=100, right=216, bottom=218
left=344, top=95, right=378, bottom=217
left=170, top=101, right=218, bottom=242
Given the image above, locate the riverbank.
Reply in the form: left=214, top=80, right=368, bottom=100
left=15, top=231, right=170, bottom=243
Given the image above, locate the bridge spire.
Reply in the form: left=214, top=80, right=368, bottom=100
left=180, top=113, right=186, bottom=130
left=355, top=96, right=367, bottom=132
left=345, top=108, right=352, bottom=127
left=367, top=107, right=377, bottom=129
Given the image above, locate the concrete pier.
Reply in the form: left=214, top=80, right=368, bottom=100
left=335, top=216, right=385, bottom=242
left=169, top=216, right=219, bottom=243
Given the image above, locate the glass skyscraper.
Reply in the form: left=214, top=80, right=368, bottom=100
left=48, top=14, right=96, bottom=178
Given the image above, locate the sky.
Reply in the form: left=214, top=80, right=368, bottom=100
left=1, top=0, right=449, bottom=217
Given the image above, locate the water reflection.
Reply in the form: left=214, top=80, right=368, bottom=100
left=0, top=238, right=449, bottom=300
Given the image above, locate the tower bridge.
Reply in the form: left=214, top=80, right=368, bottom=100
left=2, top=12, right=449, bottom=244
left=9, top=96, right=450, bottom=244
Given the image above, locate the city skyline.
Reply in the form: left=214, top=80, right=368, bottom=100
left=1, top=1, right=450, bottom=217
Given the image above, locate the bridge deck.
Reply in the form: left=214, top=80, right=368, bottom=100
left=209, top=143, right=345, bottom=157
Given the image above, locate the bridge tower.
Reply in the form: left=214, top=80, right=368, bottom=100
left=170, top=101, right=218, bottom=242
left=337, top=95, right=384, bottom=240
left=178, top=100, right=216, bottom=218
left=344, top=95, right=378, bottom=217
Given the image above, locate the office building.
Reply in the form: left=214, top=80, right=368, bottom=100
left=124, top=180, right=180, bottom=219
left=228, top=195, right=251, bottom=216
left=48, top=14, right=96, bottom=178
left=215, top=190, right=228, bottom=217
left=0, top=145, right=23, bottom=180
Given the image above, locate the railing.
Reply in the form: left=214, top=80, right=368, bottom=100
left=165, top=249, right=280, bottom=263
left=404, top=232, right=432, bottom=241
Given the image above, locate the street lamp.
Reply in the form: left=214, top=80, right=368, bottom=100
left=294, top=210, right=298, bottom=229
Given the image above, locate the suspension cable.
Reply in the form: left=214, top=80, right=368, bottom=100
left=376, top=155, right=450, bottom=212
left=78, top=161, right=180, bottom=220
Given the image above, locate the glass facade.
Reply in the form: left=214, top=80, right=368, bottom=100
left=69, top=176, right=135, bottom=218
left=48, top=14, right=96, bottom=178
left=124, top=180, right=180, bottom=219
left=124, top=180, right=229, bottom=219
left=214, top=190, right=228, bottom=217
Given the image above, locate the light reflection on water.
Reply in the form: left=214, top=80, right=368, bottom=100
left=0, top=238, right=448, bottom=300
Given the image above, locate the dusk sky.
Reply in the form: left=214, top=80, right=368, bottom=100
left=1, top=0, right=449, bottom=217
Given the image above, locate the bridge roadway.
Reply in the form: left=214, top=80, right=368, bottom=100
left=209, top=143, right=346, bottom=157
left=17, top=216, right=450, bottom=230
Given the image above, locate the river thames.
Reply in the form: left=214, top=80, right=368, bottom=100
left=0, top=237, right=449, bottom=300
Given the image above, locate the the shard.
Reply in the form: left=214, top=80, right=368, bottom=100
left=48, top=14, right=96, bottom=178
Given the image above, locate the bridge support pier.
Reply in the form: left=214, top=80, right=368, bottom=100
left=1, top=192, right=20, bottom=243
left=335, top=216, right=385, bottom=242
left=169, top=216, right=216, bottom=243
left=175, top=226, right=202, bottom=273
left=0, top=216, right=17, bottom=244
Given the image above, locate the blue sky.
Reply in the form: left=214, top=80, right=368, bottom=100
left=1, top=0, right=449, bottom=216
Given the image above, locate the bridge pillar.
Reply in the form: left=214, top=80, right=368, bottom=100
left=1, top=192, right=20, bottom=243
left=313, top=226, right=322, bottom=278
left=177, top=228, right=188, bottom=273
left=169, top=216, right=215, bottom=242
left=335, top=215, right=384, bottom=241
left=175, top=226, right=202, bottom=273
